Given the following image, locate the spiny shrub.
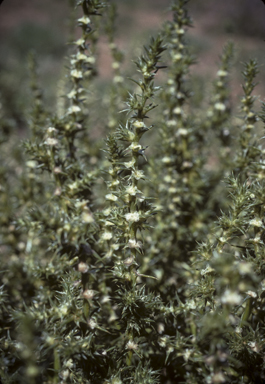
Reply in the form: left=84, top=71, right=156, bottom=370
left=1, top=0, right=265, bottom=383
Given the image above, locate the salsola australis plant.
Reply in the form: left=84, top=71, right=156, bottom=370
left=187, top=63, right=265, bottom=382
left=0, top=1, right=108, bottom=382
left=143, top=0, right=234, bottom=299
left=2, top=0, right=265, bottom=383
left=104, top=35, right=166, bottom=273
left=100, top=34, right=167, bottom=380
left=144, top=0, right=201, bottom=293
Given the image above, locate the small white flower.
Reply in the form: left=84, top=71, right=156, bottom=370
left=157, top=322, right=165, bottom=334
left=60, top=369, right=70, bottom=380
left=176, top=28, right=185, bottom=35
left=132, top=169, right=144, bottom=180
left=162, top=156, right=171, bottom=164
left=105, top=193, right=118, bottom=202
left=101, top=295, right=110, bottom=304
left=167, top=119, right=177, bottom=126
left=67, top=89, right=76, bottom=99
left=253, top=235, right=261, bottom=244
left=103, top=208, right=111, bottom=216
left=248, top=341, right=259, bottom=352
left=182, top=161, right=193, bottom=168
left=128, top=239, right=142, bottom=249
left=113, top=75, right=124, bottom=83
left=75, top=38, right=86, bottom=46
left=250, top=218, right=263, bottom=227
left=173, top=107, right=183, bottom=115
left=78, top=16, right=91, bottom=24
left=158, top=335, right=169, bottom=347
left=17, top=242, right=25, bottom=251
left=164, top=175, right=172, bottom=183
left=83, top=289, right=95, bottom=300
left=105, top=220, right=114, bottom=226
left=65, top=359, right=74, bottom=368
left=177, top=92, right=184, bottom=99
left=183, top=349, right=192, bottom=362
left=221, top=289, right=242, bottom=305
left=111, top=181, right=120, bottom=188
left=87, top=318, right=97, bottom=329
left=186, top=299, right=197, bottom=310
left=129, top=142, right=141, bottom=151
left=45, top=138, right=58, bottom=146
left=125, top=212, right=140, bottom=222
left=54, top=187, right=62, bottom=196
left=126, top=340, right=138, bottom=350
left=126, top=185, right=138, bottom=196
left=53, top=166, right=62, bottom=174
left=67, top=105, right=81, bottom=114
left=84, top=56, right=95, bottom=64
left=46, top=336, right=55, bottom=346
left=112, top=62, right=120, bottom=69
left=81, top=211, right=94, bottom=223
left=246, top=290, right=257, bottom=298
left=47, top=127, right=56, bottom=134
left=201, top=264, right=215, bottom=275
left=101, top=231, right=113, bottom=241
left=214, top=102, right=226, bottom=111
left=75, top=52, right=87, bottom=61
left=123, top=255, right=135, bottom=266
left=26, top=160, right=37, bottom=168
left=176, top=128, right=188, bottom=136
left=78, top=262, right=89, bottom=274
left=217, top=69, right=228, bottom=77
left=247, top=111, right=255, bottom=119
left=133, top=121, right=145, bottom=128
left=71, top=69, right=83, bottom=79
left=172, top=53, right=183, bottom=61
left=168, top=86, right=176, bottom=95
left=60, top=305, right=68, bottom=316
left=238, top=261, right=252, bottom=275
left=68, top=181, right=78, bottom=191
left=124, top=159, right=136, bottom=168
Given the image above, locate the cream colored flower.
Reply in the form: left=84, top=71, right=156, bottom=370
left=78, top=16, right=91, bottom=24
left=126, top=340, right=138, bottom=350
left=214, top=102, right=226, bottom=111
left=71, top=69, right=83, bottom=79
left=125, top=212, right=140, bottom=222
left=83, top=289, right=95, bottom=300
left=105, top=193, right=118, bottom=202
left=78, top=262, right=89, bottom=273
left=45, top=138, right=58, bottom=146
left=101, top=231, right=113, bottom=241
left=221, top=289, right=242, bottom=305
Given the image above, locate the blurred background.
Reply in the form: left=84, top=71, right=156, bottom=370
left=1, top=0, right=265, bottom=130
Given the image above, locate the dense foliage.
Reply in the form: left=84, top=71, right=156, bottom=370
left=1, top=1, right=265, bottom=383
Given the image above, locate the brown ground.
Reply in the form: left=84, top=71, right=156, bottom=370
left=1, top=0, right=265, bottom=109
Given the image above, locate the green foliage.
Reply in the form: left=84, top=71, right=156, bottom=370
left=1, top=0, right=265, bottom=383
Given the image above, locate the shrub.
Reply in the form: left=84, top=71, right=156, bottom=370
left=1, top=0, right=265, bottom=383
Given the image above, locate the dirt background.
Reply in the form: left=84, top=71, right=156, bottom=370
left=1, top=0, right=265, bottom=125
